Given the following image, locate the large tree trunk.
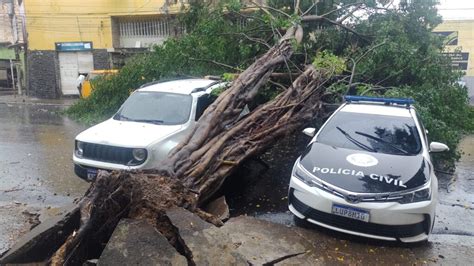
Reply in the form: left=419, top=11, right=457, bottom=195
left=48, top=26, right=333, bottom=265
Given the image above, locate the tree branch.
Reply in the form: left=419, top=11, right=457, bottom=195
left=189, top=58, right=243, bottom=72
left=319, top=2, right=365, bottom=18
left=360, top=85, right=398, bottom=95
left=347, top=40, right=387, bottom=91
left=302, top=1, right=318, bottom=16
left=337, top=4, right=365, bottom=23
left=249, top=1, right=291, bottom=19
left=294, top=0, right=301, bottom=15
left=301, top=15, right=368, bottom=40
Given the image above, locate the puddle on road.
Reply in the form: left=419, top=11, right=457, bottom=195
left=0, top=103, right=90, bottom=254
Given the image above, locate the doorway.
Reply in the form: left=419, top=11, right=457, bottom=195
left=58, top=52, right=93, bottom=95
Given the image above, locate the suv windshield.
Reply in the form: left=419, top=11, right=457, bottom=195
left=317, top=110, right=422, bottom=155
left=114, top=91, right=192, bottom=125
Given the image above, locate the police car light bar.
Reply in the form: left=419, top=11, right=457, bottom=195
left=344, top=95, right=415, bottom=106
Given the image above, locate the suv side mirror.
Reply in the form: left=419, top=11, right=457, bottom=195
left=430, top=142, right=449, bottom=153
left=302, top=128, right=316, bottom=137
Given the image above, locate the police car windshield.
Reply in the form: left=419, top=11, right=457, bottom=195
left=114, top=91, right=192, bottom=125
left=317, top=111, right=422, bottom=155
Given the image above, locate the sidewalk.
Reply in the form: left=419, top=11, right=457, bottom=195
left=0, top=93, right=78, bottom=107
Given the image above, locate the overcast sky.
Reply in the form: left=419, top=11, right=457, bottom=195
left=437, top=0, right=474, bottom=20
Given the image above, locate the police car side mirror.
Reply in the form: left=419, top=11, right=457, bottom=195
left=429, top=142, right=449, bottom=153
left=302, top=128, right=316, bottom=137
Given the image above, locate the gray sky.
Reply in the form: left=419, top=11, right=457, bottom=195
left=437, top=0, right=474, bottom=20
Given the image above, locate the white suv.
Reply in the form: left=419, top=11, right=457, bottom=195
left=288, top=96, right=449, bottom=243
left=73, top=78, right=224, bottom=181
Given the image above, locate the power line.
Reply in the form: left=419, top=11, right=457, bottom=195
left=12, top=12, right=180, bottom=19
left=438, top=7, right=474, bottom=10
left=22, top=9, right=180, bottom=16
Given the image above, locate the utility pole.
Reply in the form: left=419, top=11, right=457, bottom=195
left=19, top=1, right=28, bottom=96
left=5, top=0, right=24, bottom=95
left=7, top=0, right=20, bottom=93
left=9, top=59, right=15, bottom=92
left=9, top=0, right=18, bottom=44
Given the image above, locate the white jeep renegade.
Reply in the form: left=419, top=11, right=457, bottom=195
left=73, top=78, right=224, bottom=181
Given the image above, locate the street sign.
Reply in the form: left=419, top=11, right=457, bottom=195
left=442, top=52, right=469, bottom=70
left=55, top=42, right=93, bottom=52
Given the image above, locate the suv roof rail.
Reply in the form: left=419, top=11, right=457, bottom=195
left=139, top=77, right=223, bottom=89
left=138, top=78, right=181, bottom=89
left=203, top=75, right=221, bottom=80
left=191, top=80, right=223, bottom=94
left=344, top=95, right=415, bottom=107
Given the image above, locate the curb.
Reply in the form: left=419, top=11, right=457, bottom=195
left=0, top=97, right=78, bottom=107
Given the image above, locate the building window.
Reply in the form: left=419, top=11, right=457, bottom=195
left=119, top=19, right=170, bottom=38
left=113, top=16, right=184, bottom=48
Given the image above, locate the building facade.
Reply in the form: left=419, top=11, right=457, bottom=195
left=0, top=0, right=25, bottom=93
left=434, top=20, right=474, bottom=103
left=24, top=0, right=185, bottom=98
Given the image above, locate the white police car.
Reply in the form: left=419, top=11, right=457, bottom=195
left=288, top=96, right=449, bottom=243
left=73, top=78, right=225, bottom=181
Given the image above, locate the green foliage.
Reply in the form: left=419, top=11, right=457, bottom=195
left=210, top=85, right=227, bottom=98
left=298, top=0, right=473, bottom=167
left=344, top=1, right=473, bottom=168
left=67, top=0, right=473, bottom=168
left=222, top=73, right=237, bottom=81
left=384, top=85, right=474, bottom=169
left=312, top=51, right=346, bottom=75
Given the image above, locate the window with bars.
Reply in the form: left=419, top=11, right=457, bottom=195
left=113, top=16, right=184, bottom=48
left=119, top=19, right=171, bottom=38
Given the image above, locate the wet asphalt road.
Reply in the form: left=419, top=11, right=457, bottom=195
left=0, top=101, right=89, bottom=254
left=0, top=99, right=473, bottom=263
left=434, top=136, right=474, bottom=238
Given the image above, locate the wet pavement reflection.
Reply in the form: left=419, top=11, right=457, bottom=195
left=434, top=135, right=474, bottom=237
left=0, top=102, right=89, bottom=254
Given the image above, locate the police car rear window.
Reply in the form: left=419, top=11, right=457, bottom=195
left=317, top=112, right=422, bottom=155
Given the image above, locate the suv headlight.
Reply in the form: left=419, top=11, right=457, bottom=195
left=292, top=160, right=321, bottom=187
left=75, top=141, right=84, bottom=158
left=131, top=148, right=147, bottom=163
left=393, top=182, right=431, bottom=204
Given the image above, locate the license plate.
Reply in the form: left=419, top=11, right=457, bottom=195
left=331, top=204, right=370, bottom=222
left=86, top=168, right=98, bottom=180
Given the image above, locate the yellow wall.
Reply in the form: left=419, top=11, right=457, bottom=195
left=435, top=20, right=474, bottom=76
left=24, top=0, right=184, bottom=50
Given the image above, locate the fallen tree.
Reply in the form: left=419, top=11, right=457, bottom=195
left=48, top=24, right=339, bottom=264
left=5, top=0, right=473, bottom=264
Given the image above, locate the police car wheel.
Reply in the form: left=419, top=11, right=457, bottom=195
left=293, top=215, right=311, bottom=228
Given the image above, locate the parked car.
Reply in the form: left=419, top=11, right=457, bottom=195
left=288, top=96, right=449, bottom=243
left=79, top=69, right=119, bottom=98
left=73, top=78, right=225, bottom=181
